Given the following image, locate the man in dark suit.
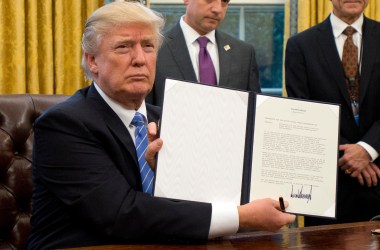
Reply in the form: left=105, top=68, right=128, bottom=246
left=285, top=0, right=380, bottom=226
left=146, top=0, right=261, bottom=106
left=27, top=2, right=295, bottom=249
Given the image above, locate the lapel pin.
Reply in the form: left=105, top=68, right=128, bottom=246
left=224, top=45, right=231, bottom=51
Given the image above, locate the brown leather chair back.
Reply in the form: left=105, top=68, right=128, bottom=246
left=0, top=94, right=68, bottom=249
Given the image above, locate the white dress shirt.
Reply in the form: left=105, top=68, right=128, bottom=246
left=94, top=82, right=147, bottom=144
left=330, top=12, right=363, bottom=65
left=180, top=16, right=220, bottom=84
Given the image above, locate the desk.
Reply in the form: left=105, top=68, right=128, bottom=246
left=69, top=221, right=380, bottom=250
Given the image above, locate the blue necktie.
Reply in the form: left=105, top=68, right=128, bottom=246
left=131, top=112, right=154, bottom=195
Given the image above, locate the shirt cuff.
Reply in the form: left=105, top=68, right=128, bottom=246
left=357, top=141, right=379, bottom=161
left=208, top=202, right=239, bottom=239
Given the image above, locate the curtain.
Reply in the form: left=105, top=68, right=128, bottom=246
left=283, top=0, right=291, bottom=97
left=0, top=0, right=103, bottom=95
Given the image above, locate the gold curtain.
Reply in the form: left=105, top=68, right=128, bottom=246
left=283, top=0, right=291, bottom=97
left=0, top=0, right=103, bottom=95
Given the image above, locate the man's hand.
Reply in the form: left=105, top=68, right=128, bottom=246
left=339, top=144, right=379, bottom=187
left=339, top=144, right=371, bottom=175
left=356, top=162, right=380, bottom=187
left=237, top=198, right=296, bottom=232
left=146, top=122, right=163, bottom=170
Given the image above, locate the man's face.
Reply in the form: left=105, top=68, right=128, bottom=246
left=183, top=0, right=229, bottom=35
left=331, top=0, right=369, bottom=24
left=87, top=23, right=157, bottom=108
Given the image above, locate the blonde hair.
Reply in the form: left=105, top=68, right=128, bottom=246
left=81, top=1, right=165, bottom=79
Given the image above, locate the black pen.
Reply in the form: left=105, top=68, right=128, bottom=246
left=279, top=196, right=286, bottom=212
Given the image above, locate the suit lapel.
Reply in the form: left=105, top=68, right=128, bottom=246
left=359, top=18, right=378, bottom=104
left=216, top=30, right=232, bottom=87
left=87, top=85, right=139, bottom=167
left=104, top=113, right=138, bottom=166
left=166, top=23, right=197, bottom=81
left=318, top=18, right=352, bottom=107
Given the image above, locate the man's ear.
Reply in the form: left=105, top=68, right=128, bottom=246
left=85, top=52, right=98, bottom=74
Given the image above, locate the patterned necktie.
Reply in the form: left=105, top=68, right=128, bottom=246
left=197, top=36, right=217, bottom=85
left=131, top=112, right=154, bottom=195
left=342, top=26, right=359, bottom=124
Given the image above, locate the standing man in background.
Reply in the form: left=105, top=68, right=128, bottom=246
left=285, top=0, right=380, bottom=226
left=146, top=0, right=261, bottom=105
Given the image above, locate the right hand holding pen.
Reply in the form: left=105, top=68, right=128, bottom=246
left=237, top=198, right=296, bottom=232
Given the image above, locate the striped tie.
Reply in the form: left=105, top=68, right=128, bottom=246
left=131, top=112, right=154, bottom=195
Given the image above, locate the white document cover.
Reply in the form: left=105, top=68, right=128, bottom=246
left=154, top=79, right=249, bottom=205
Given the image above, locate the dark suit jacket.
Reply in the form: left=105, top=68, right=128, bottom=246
left=27, top=84, right=212, bottom=250
left=146, top=22, right=261, bottom=105
left=285, top=16, right=380, bottom=224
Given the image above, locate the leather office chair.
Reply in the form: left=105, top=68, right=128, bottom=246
left=370, top=215, right=380, bottom=221
left=0, top=94, right=68, bottom=249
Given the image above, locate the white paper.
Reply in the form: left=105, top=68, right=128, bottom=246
left=154, top=79, right=249, bottom=205
left=250, top=95, right=339, bottom=218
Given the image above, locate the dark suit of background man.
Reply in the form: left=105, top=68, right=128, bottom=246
left=27, top=2, right=295, bottom=249
left=285, top=0, right=380, bottom=226
left=146, top=0, right=261, bottom=106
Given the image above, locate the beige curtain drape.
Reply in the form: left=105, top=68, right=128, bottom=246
left=0, top=0, right=103, bottom=94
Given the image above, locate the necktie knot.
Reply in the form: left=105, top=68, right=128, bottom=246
left=197, top=36, right=209, bottom=48
left=343, top=26, right=356, bottom=37
left=131, top=112, right=145, bottom=127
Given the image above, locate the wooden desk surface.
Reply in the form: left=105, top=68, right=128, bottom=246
left=68, top=221, right=380, bottom=250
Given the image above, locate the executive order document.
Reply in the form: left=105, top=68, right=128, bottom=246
left=154, top=78, right=340, bottom=218
left=250, top=95, right=340, bottom=218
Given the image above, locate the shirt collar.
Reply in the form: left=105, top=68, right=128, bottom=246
left=180, top=15, right=216, bottom=46
left=330, top=12, right=363, bottom=38
left=93, top=82, right=148, bottom=127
